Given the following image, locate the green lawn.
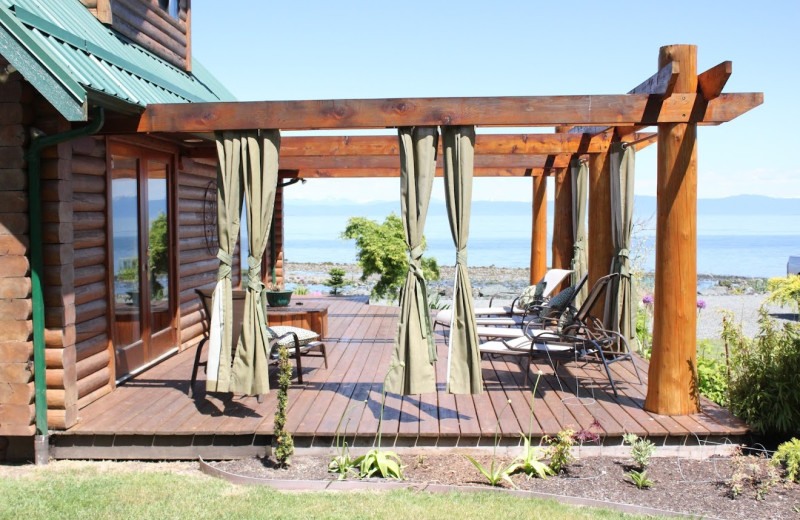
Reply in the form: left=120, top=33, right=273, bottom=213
left=0, top=464, right=666, bottom=520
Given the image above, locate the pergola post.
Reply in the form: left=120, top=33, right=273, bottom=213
left=530, top=174, right=547, bottom=284
left=588, top=150, right=613, bottom=315
left=645, top=45, right=700, bottom=415
left=551, top=167, right=573, bottom=274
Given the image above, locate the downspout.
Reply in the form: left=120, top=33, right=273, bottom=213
left=26, top=106, right=105, bottom=465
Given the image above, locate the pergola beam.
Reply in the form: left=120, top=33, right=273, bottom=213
left=279, top=167, right=547, bottom=179
left=139, top=92, right=761, bottom=133
left=277, top=153, right=570, bottom=170
left=698, top=61, right=732, bottom=101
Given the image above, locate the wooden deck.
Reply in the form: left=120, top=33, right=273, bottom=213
left=53, top=296, right=748, bottom=459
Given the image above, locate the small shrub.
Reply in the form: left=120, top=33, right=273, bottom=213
left=766, top=276, right=800, bottom=315
left=324, top=268, right=347, bottom=295
left=293, top=284, right=309, bottom=295
left=623, top=433, right=656, bottom=469
left=696, top=340, right=728, bottom=406
left=773, top=437, right=800, bottom=483
left=328, top=401, right=364, bottom=480
left=626, top=469, right=654, bottom=489
left=273, top=346, right=294, bottom=466
left=545, top=429, right=575, bottom=474
left=729, top=448, right=779, bottom=500
left=724, top=308, right=800, bottom=435
left=515, top=371, right=553, bottom=479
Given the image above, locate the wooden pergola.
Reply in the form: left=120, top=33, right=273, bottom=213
left=136, top=45, right=761, bottom=415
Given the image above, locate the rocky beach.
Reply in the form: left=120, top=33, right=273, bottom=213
left=284, top=262, right=796, bottom=340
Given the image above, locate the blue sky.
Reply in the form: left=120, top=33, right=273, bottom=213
left=192, top=1, right=797, bottom=203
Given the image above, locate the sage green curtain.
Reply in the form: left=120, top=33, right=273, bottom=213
left=230, top=130, right=281, bottom=395
left=442, top=126, right=482, bottom=394
left=571, top=159, right=589, bottom=307
left=385, top=127, right=438, bottom=395
left=206, top=131, right=244, bottom=392
left=606, top=143, right=636, bottom=343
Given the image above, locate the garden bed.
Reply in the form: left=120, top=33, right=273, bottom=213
left=210, top=451, right=799, bottom=520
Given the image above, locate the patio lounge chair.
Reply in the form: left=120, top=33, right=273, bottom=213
left=189, top=288, right=328, bottom=398
left=434, top=268, right=573, bottom=330
left=478, top=273, right=642, bottom=396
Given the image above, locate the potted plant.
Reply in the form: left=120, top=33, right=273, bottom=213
left=265, top=279, right=293, bottom=307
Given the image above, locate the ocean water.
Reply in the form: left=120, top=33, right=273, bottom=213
left=283, top=212, right=800, bottom=279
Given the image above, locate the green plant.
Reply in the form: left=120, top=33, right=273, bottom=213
left=695, top=340, right=728, bottom=406
left=625, top=469, right=654, bottom=489
left=342, top=214, right=439, bottom=300
left=324, top=267, right=347, bottom=295
left=773, top=437, right=800, bottom=482
left=427, top=288, right=449, bottom=311
left=293, top=284, right=309, bottom=295
left=273, top=346, right=294, bottom=466
left=623, top=433, right=656, bottom=469
left=729, top=448, right=779, bottom=500
left=328, top=401, right=365, bottom=480
left=352, top=363, right=405, bottom=479
left=724, top=308, right=800, bottom=435
left=516, top=371, right=554, bottom=479
left=635, top=306, right=652, bottom=359
left=544, top=429, right=575, bottom=474
left=767, top=275, right=800, bottom=315
left=464, top=399, right=520, bottom=487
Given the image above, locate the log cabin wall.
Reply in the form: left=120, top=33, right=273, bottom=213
left=80, top=0, right=191, bottom=71
left=71, top=136, right=112, bottom=415
left=0, top=67, right=34, bottom=436
left=263, top=187, right=285, bottom=287
left=175, top=157, right=226, bottom=350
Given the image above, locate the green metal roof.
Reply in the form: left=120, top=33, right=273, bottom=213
left=0, top=0, right=234, bottom=121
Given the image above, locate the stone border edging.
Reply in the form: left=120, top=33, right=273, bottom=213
left=198, top=458, right=719, bottom=519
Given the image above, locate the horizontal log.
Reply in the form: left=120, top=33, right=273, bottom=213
left=75, top=264, right=106, bottom=287
left=178, top=235, right=212, bottom=252
left=45, top=344, right=75, bottom=369
left=0, top=168, right=26, bottom=190
left=180, top=320, right=205, bottom=345
left=73, top=211, right=105, bottom=231
left=179, top=211, right=206, bottom=226
left=0, top=125, right=26, bottom=147
left=179, top=247, right=213, bottom=265
left=179, top=258, right=218, bottom=278
left=0, top=103, right=28, bottom=125
left=45, top=304, right=75, bottom=330
left=73, top=192, right=106, bottom=212
left=0, top=403, right=34, bottom=427
left=74, top=229, right=106, bottom=250
left=71, top=154, right=106, bottom=176
left=178, top=198, right=206, bottom=213
left=180, top=272, right=217, bottom=294
left=0, top=190, right=28, bottom=212
left=180, top=281, right=215, bottom=304
left=139, top=92, right=764, bottom=133
left=113, top=17, right=185, bottom=70
left=0, top=320, right=31, bottom=342
left=44, top=264, right=73, bottom=287
left=76, top=333, right=108, bottom=360
left=0, top=381, right=33, bottom=405
left=279, top=153, right=569, bottom=170
left=75, top=280, right=106, bottom=306
left=179, top=309, right=203, bottom=330
left=43, top=222, right=73, bottom=243
left=40, top=157, right=70, bottom=180
left=42, top=243, right=72, bottom=266
left=179, top=224, right=206, bottom=239
left=74, top=246, right=105, bottom=268
left=71, top=135, right=105, bottom=158
left=73, top=172, right=106, bottom=193
left=0, top=255, right=29, bottom=277
left=45, top=325, right=75, bottom=349
left=77, top=367, right=111, bottom=400
left=0, top=299, right=31, bottom=320
left=179, top=185, right=207, bottom=201
left=0, top=234, right=27, bottom=255
left=0, top=213, right=28, bottom=235
left=76, top=384, right=112, bottom=410
left=75, top=315, right=107, bottom=336
left=115, top=0, right=187, bottom=43
left=76, top=349, right=110, bottom=381
left=0, top=277, right=30, bottom=299
left=178, top=158, right=217, bottom=177
left=47, top=389, right=67, bottom=409
left=76, top=298, right=108, bottom=324
left=178, top=171, right=216, bottom=189
left=0, top=362, right=32, bottom=384
left=47, top=405, right=78, bottom=430
left=41, top=179, right=71, bottom=202
left=0, top=341, right=32, bottom=362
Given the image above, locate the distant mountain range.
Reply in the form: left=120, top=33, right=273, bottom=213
left=285, top=195, right=800, bottom=217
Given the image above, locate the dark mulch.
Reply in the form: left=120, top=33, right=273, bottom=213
left=212, top=452, right=800, bottom=520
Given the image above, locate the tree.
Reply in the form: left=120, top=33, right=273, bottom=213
left=324, top=267, right=347, bottom=295
left=342, top=213, right=439, bottom=300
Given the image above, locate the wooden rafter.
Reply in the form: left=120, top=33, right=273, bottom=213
left=279, top=167, right=546, bottom=179
left=139, top=92, right=762, bottom=133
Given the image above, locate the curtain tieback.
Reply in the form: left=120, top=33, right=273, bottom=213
left=455, top=248, right=468, bottom=266
left=217, top=250, right=233, bottom=280
left=409, top=245, right=424, bottom=262
left=246, top=255, right=264, bottom=293
left=408, top=254, right=437, bottom=364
